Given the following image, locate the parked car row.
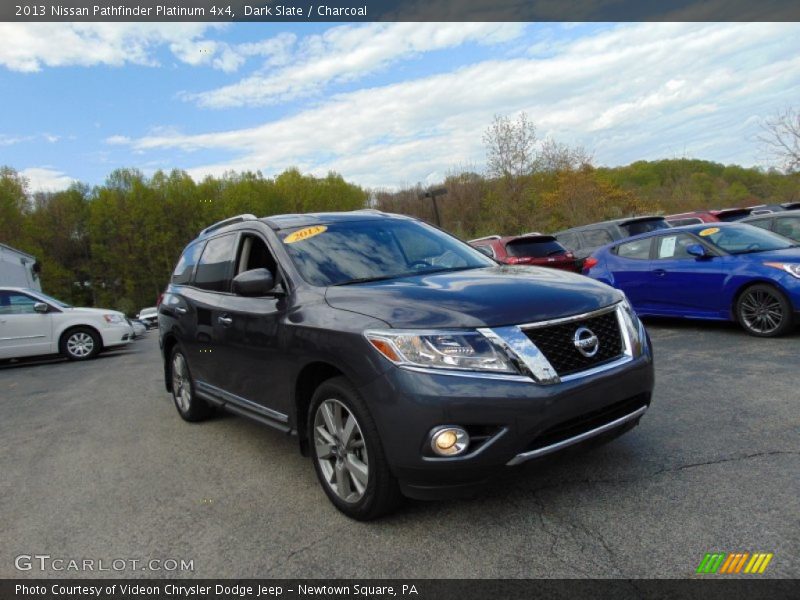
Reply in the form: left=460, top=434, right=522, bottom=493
left=465, top=209, right=800, bottom=339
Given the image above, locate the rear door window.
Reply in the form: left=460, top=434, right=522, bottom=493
left=616, top=238, right=652, bottom=259
left=194, top=234, right=237, bottom=292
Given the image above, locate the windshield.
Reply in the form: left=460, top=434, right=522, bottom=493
left=698, top=224, right=796, bottom=255
left=32, top=290, right=71, bottom=308
left=621, top=219, right=670, bottom=236
left=279, top=219, right=494, bottom=286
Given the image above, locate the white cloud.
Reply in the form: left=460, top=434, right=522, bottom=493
left=0, top=23, right=224, bottom=72
left=20, top=167, right=75, bottom=192
left=186, top=22, right=526, bottom=108
left=105, top=135, right=132, bottom=145
left=116, top=23, right=800, bottom=188
left=0, top=134, right=33, bottom=146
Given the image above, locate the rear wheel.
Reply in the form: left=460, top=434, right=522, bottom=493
left=60, top=327, right=100, bottom=361
left=308, top=377, right=402, bottom=520
left=170, top=347, right=212, bottom=422
left=736, top=284, right=793, bottom=337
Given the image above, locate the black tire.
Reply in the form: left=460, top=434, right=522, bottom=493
left=308, top=376, right=402, bottom=520
left=59, top=327, right=101, bottom=361
left=169, top=346, right=213, bottom=422
left=735, top=284, right=793, bottom=338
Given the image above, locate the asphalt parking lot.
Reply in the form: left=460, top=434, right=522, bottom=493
left=1, top=321, right=798, bottom=579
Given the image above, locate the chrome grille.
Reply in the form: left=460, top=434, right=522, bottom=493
left=522, top=309, right=624, bottom=377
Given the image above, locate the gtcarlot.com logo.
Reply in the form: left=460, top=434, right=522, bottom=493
left=15, top=554, right=194, bottom=572
left=696, top=552, right=773, bottom=574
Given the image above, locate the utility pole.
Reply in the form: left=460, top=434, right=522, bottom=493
left=421, top=187, right=447, bottom=227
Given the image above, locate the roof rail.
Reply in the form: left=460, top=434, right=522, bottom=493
left=200, top=214, right=258, bottom=236
left=467, top=235, right=501, bottom=243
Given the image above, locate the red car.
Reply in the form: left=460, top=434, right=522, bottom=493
left=468, top=234, right=581, bottom=272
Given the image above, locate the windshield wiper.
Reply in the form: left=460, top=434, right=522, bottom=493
left=333, top=266, right=480, bottom=286
left=333, top=274, right=411, bottom=286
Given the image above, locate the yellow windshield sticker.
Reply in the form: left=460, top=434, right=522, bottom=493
left=699, top=227, right=720, bottom=237
left=284, top=225, right=327, bottom=244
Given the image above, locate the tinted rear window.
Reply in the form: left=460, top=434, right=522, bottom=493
left=621, top=219, right=670, bottom=236
left=505, top=239, right=566, bottom=258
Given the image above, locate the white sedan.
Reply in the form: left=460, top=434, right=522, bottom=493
left=0, top=287, right=133, bottom=361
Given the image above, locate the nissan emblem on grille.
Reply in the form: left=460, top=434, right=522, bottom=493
left=573, top=326, right=600, bottom=358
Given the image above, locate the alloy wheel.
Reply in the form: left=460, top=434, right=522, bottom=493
left=740, top=289, right=784, bottom=335
left=67, top=332, right=94, bottom=358
left=172, top=353, right=191, bottom=412
left=313, top=398, right=369, bottom=503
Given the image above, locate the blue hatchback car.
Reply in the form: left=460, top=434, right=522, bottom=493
left=583, top=223, right=800, bottom=337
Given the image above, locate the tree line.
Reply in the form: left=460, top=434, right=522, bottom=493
left=1, top=113, right=799, bottom=314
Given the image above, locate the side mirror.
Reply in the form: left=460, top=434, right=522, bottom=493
left=232, top=268, right=276, bottom=297
left=33, top=302, right=48, bottom=313
left=686, top=244, right=709, bottom=258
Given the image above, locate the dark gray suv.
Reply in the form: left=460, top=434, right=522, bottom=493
left=159, top=211, right=655, bottom=519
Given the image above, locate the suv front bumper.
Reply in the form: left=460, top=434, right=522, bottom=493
left=357, top=342, right=654, bottom=500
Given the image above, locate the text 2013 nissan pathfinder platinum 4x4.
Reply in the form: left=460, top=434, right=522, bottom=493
left=159, top=211, right=654, bottom=519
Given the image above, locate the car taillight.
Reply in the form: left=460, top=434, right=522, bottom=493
left=583, top=257, right=599, bottom=270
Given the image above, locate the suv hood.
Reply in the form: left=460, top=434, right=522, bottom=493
left=325, top=266, right=621, bottom=328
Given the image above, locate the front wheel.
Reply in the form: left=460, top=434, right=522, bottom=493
left=736, top=284, right=793, bottom=337
left=309, top=377, right=402, bottom=520
left=60, top=327, right=101, bottom=361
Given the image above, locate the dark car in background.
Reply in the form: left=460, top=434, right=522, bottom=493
left=159, top=211, right=654, bottom=519
left=554, top=216, right=671, bottom=259
left=468, top=234, right=581, bottom=272
left=582, top=223, right=800, bottom=337
left=742, top=209, right=800, bottom=242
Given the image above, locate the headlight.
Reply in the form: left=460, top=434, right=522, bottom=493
left=618, top=295, right=645, bottom=357
left=764, top=262, right=800, bottom=279
left=103, top=314, right=125, bottom=324
left=365, top=330, right=517, bottom=373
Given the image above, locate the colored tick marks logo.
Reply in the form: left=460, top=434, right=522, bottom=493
left=696, top=552, right=773, bottom=574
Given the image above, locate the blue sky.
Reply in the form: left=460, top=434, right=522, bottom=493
left=1, top=21, right=799, bottom=192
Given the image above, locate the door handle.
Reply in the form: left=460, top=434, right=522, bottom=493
left=175, top=306, right=187, bottom=314
left=653, top=269, right=667, bottom=277
left=218, top=315, right=233, bottom=327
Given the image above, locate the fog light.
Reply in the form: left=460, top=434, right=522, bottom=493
left=430, top=427, right=469, bottom=457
